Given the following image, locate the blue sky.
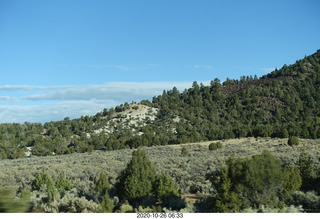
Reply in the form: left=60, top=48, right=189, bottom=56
left=0, top=0, right=319, bottom=123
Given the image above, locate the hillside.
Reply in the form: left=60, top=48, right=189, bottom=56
left=0, top=49, right=319, bottom=159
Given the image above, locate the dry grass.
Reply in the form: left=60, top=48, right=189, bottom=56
left=1, top=137, right=319, bottom=194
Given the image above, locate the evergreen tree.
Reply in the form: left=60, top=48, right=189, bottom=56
left=99, top=193, right=114, bottom=213
left=32, top=170, right=54, bottom=191
left=213, top=164, right=243, bottom=212
left=283, top=166, right=302, bottom=196
left=212, top=151, right=301, bottom=212
left=288, top=136, right=299, bottom=146
left=116, top=148, right=157, bottom=204
left=55, top=173, right=73, bottom=191
left=296, top=150, right=317, bottom=191
left=31, top=170, right=56, bottom=203
left=154, top=172, right=181, bottom=204
left=96, top=171, right=110, bottom=196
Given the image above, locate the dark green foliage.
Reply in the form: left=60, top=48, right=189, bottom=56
left=154, top=172, right=181, bottom=204
left=209, top=142, right=223, bottom=151
left=116, top=148, right=181, bottom=209
left=96, top=171, right=110, bottom=196
left=287, top=191, right=320, bottom=212
left=55, top=173, right=73, bottom=191
left=98, top=193, right=114, bottom=213
left=0, top=148, right=7, bottom=160
left=212, top=163, right=243, bottom=212
left=283, top=166, right=302, bottom=196
left=181, top=147, right=188, bottom=155
left=31, top=170, right=56, bottom=203
left=244, top=151, right=285, bottom=207
left=10, top=148, right=25, bottom=159
left=296, top=150, right=318, bottom=191
left=288, top=136, right=299, bottom=146
left=212, top=151, right=302, bottom=212
left=2, top=137, right=320, bottom=212
left=280, top=129, right=289, bottom=138
left=117, top=148, right=157, bottom=203
left=32, top=170, right=54, bottom=191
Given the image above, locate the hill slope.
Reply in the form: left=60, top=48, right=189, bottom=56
left=0, top=50, right=320, bottom=159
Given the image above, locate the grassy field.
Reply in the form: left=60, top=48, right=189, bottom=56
left=1, top=137, right=320, bottom=212
left=2, top=137, right=320, bottom=192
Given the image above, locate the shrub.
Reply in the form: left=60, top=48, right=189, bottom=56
left=209, top=142, right=223, bottom=151
left=296, top=150, right=317, bottom=191
left=154, top=172, right=181, bottom=204
left=288, top=191, right=319, bottom=212
left=55, top=173, right=73, bottom=191
left=181, top=147, right=188, bottom=155
left=282, top=166, right=302, bottom=195
left=117, top=202, right=133, bottom=213
left=288, top=136, right=299, bottom=146
left=98, top=193, right=114, bottom=213
left=32, top=170, right=54, bottom=191
left=212, top=151, right=298, bottom=212
left=31, top=170, right=56, bottom=203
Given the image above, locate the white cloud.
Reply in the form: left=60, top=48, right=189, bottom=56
left=85, top=64, right=156, bottom=71
left=0, top=85, right=74, bottom=91
left=19, top=81, right=210, bottom=102
left=0, top=96, right=19, bottom=102
left=193, top=65, right=214, bottom=70
left=86, top=64, right=135, bottom=71
left=260, top=67, right=276, bottom=73
left=0, top=81, right=211, bottom=123
left=0, top=100, right=119, bottom=124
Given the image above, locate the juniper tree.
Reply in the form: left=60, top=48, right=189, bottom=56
left=55, top=173, right=73, bottom=191
left=96, top=171, right=110, bottom=196
left=212, top=151, right=302, bottom=212
left=32, top=170, right=56, bottom=203
left=154, top=172, right=181, bottom=204
left=296, top=150, right=317, bottom=191
left=116, top=148, right=157, bottom=204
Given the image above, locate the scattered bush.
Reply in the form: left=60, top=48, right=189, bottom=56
left=181, top=147, right=188, bottom=155
left=212, top=150, right=303, bottom=212
left=32, top=170, right=54, bottom=191
left=32, top=170, right=56, bottom=203
left=288, top=191, right=320, bottom=212
left=55, top=173, right=73, bottom=191
left=209, top=142, right=223, bottom=151
left=117, top=202, right=133, bottom=213
left=288, top=136, right=299, bottom=146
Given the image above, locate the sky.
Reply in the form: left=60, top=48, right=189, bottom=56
left=0, top=0, right=319, bottom=124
